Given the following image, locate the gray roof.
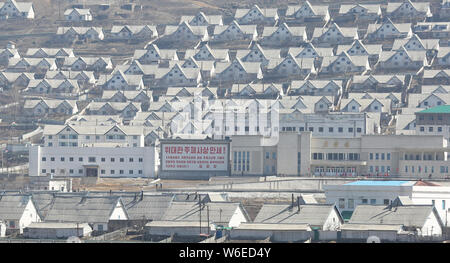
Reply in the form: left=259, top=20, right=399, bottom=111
left=339, top=4, right=381, bottom=14
left=45, top=196, right=126, bottom=223
left=253, top=204, right=339, bottom=227
left=349, top=205, right=439, bottom=228
left=161, top=201, right=249, bottom=224
left=261, top=23, right=306, bottom=37
left=0, top=194, right=32, bottom=220
left=234, top=5, right=278, bottom=19
left=30, top=192, right=56, bottom=219
left=120, top=194, right=173, bottom=221
left=387, top=1, right=430, bottom=14
left=286, top=2, right=329, bottom=17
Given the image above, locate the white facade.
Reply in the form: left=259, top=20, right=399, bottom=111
left=29, top=145, right=156, bottom=178
left=325, top=181, right=450, bottom=226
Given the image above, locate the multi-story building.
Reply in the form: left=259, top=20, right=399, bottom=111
left=230, top=133, right=449, bottom=178
left=415, top=105, right=450, bottom=143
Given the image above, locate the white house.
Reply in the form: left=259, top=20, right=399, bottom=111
left=64, top=8, right=92, bottom=21
left=324, top=180, right=450, bottom=227
left=0, top=0, right=34, bottom=19
left=179, top=11, right=223, bottom=26
left=312, top=23, right=358, bottom=46
left=211, top=21, right=257, bottom=43
left=259, top=23, right=307, bottom=47
left=234, top=4, right=279, bottom=25
left=0, top=195, right=41, bottom=234
left=44, top=196, right=128, bottom=232
left=109, top=25, right=158, bottom=40
left=285, top=1, right=330, bottom=23
left=24, top=222, right=92, bottom=239
left=366, top=19, right=412, bottom=41
left=386, top=0, right=432, bottom=21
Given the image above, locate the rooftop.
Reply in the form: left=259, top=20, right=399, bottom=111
left=344, top=181, right=415, bottom=186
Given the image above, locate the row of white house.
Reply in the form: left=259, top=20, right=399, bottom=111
left=0, top=190, right=445, bottom=242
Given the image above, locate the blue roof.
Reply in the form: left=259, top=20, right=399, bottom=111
left=344, top=181, right=415, bottom=186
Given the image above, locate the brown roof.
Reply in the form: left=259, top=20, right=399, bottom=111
left=414, top=180, right=440, bottom=186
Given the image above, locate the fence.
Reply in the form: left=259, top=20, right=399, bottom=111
left=88, top=227, right=129, bottom=241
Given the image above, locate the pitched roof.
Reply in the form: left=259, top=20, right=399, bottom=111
left=161, top=201, right=249, bottom=224
left=349, top=205, right=439, bottom=228
left=120, top=194, right=173, bottom=221
left=253, top=203, right=340, bottom=226
left=45, top=196, right=127, bottom=223
left=0, top=194, right=32, bottom=220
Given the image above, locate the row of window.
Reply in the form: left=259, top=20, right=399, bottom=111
left=282, top=126, right=363, bottom=133
left=41, top=169, right=143, bottom=175
left=312, top=153, right=360, bottom=161
left=418, top=126, right=449, bottom=132
left=338, top=198, right=447, bottom=210
left=369, top=166, right=391, bottom=173
left=42, top=156, right=143, bottom=163
left=233, top=151, right=250, bottom=172
left=338, top=198, right=390, bottom=209
left=404, top=166, right=449, bottom=174
left=369, top=153, right=391, bottom=161
left=50, top=135, right=139, bottom=140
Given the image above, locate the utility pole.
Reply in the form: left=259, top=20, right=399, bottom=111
left=199, top=194, right=202, bottom=235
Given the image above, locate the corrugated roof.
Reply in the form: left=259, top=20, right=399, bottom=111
left=120, top=194, right=173, bottom=221
left=0, top=195, right=31, bottom=220
left=349, top=205, right=436, bottom=227
left=45, top=196, right=126, bottom=223
left=253, top=204, right=337, bottom=227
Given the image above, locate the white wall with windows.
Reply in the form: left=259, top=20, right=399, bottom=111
left=29, top=145, right=156, bottom=178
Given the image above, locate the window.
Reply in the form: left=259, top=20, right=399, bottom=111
left=265, top=152, right=270, bottom=159
left=101, top=158, right=105, bottom=162
left=88, top=157, right=96, bottom=163
left=384, top=199, right=390, bottom=205
left=101, top=170, right=105, bottom=175
left=272, top=152, right=277, bottom=160
left=357, top=128, right=362, bottom=133
left=129, top=158, right=134, bottom=162
left=370, top=199, right=376, bottom=205
left=111, top=158, right=115, bottom=162
left=42, top=169, right=46, bottom=174
left=111, top=170, right=115, bottom=174
left=348, top=199, right=354, bottom=209
left=329, top=127, right=334, bottom=132
left=98, top=225, right=103, bottom=232
left=443, top=200, right=446, bottom=210
left=129, top=170, right=133, bottom=174
left=42, top=157, right=46, bottom=162
left=120, top=158, right=124, bottom=162
left=370, top=153, right=373, bottom=160
left=139, top=158, right=143, bottom=162
left=79, top=157, right=83, bottom=162
left=120, top=170, right=124, bottom=174
left=338, top=127, right=343, bottom=133
left=387, top=153, right=391, bottom=160
left=362, top=199, right=368, bottom=204
left=61, top=157, right=65, bottom=162
left=339, top=198, right=345, bottom=209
